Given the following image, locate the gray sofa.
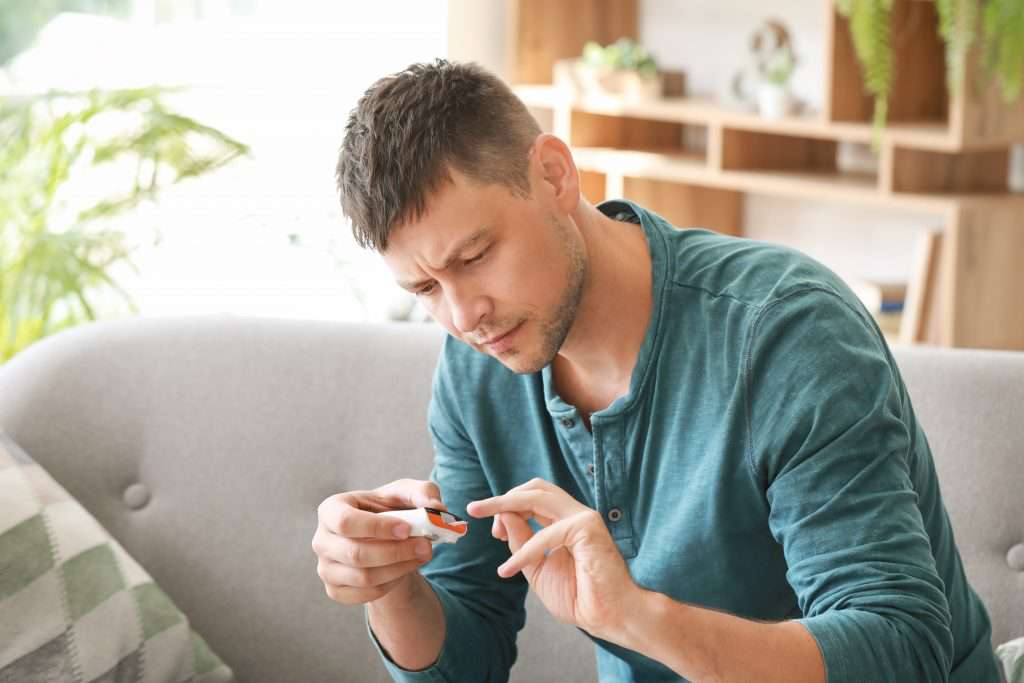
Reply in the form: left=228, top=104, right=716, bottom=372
left=0, top=315, right=1021, bottom=682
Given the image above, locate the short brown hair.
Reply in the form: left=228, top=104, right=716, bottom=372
left=335, top=59, right=542, bottom=251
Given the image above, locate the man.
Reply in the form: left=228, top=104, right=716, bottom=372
left=311, top=59, right=1000, bottom=682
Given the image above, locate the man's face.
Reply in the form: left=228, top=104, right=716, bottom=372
left=382, top=166, right=587, bottom=374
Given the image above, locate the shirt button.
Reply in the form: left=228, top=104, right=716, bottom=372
left=608, top=507, right=623, bottom=522
left=560, top=417, right=575, bottom=429
left=585, top=463, right=596, bottom=476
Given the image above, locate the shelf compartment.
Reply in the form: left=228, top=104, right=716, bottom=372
left=622, top=177, right=743, bottom=236
left=719, top=127, right=884, bottom=199
left=721, top=128, right=843, bottom=173
left=827, top=0, right=948, bottom=126
left=890, top=146, right=1010, bottom=194
left=564, top=110, right=704, bottom=159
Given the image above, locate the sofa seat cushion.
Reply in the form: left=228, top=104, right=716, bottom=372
left=0, top=431, right=235, bottom=683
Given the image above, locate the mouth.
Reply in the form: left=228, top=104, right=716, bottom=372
left=479, top=322, right=524, bottom=353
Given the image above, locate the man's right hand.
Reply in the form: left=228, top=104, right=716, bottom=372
left=313, top=478, right=447, bottom=605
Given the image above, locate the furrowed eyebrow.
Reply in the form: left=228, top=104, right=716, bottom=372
left=398, top=226, right=492, bottom=291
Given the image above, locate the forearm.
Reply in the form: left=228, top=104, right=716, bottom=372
left=612, top=589, right=825, bottom=683
left=366, top=572, right=446, bottom=671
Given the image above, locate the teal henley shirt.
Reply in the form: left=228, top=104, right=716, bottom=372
left=367, top=198, right=1000, bottom=682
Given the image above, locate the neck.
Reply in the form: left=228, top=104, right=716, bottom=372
left=553, top=201, right=653, bottom=391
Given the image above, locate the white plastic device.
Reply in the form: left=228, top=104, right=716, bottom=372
left=377, top=507, right=468, bottom=544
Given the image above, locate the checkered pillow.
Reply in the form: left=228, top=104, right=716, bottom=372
left=0, top=431, right=234, bottom=683
left=999, top=636, right=1024, bottom=683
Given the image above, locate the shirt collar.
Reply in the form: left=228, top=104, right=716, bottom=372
left=541, top=199, right=672, bottom=420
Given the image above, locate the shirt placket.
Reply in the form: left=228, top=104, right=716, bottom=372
left=552, top=408, right=597, bottom=509
left=591, top=417, right=637, bottom=558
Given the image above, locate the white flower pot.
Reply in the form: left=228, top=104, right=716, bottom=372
left=757, top=82, right=793, bottom=119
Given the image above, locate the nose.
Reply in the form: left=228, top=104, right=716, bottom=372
left=446, top=281, right=489, bottom=335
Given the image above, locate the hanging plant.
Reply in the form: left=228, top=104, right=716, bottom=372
left=835, top=0, right=893, bottom=141
left=837, top=0, right=1024, bottom=138
left=935, top=0, right=978, bottom=94
left=980, top=0, right=1024, bottom=101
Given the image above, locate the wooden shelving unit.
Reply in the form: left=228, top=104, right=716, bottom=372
left=508, top=0, right=1024, bottom=351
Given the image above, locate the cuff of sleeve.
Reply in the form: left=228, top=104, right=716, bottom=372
left=797, top=611, right=858, bottom=683
left=365, top=581, right=491, bottom=683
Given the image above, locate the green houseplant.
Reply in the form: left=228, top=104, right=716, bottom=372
left=0, top=85, right=249, bottom=361
left=581, top=38, right=659, bottom=79
left=559, top=38, right=665, bottom=102
left=836, top=0, right=1024, bottom=134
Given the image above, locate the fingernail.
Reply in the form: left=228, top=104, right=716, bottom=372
left=392, top=524, right=410, bottom=539
left=415, top=540, right=431, bottom=558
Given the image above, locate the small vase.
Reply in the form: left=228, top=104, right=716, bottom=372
left=757, top=82, right=793, bottom=119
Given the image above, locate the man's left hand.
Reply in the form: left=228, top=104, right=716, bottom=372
left=466, top=478, right=639, bottom=642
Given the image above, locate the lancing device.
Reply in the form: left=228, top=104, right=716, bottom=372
left=378, top=507, right=468, bottom=544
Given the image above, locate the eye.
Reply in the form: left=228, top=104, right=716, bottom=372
left=464, top=248, right=488, bottom=266
left=417, top=282, right=436, bottom=297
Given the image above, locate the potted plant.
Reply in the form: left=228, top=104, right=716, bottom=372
left=726, top=19, right=800, bottom=118
left=554, top=37, right=682, bottom=101
left=751, top=20, right=799, bottom=118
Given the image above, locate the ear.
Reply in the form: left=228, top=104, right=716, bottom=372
left=531, top=133, right=580, bottom=215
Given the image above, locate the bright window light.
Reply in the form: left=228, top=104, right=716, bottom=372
left=3, top=0, right=447, bottom=322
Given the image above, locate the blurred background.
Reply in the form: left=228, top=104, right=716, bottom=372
left=2, top=0, right=1023, bottom=361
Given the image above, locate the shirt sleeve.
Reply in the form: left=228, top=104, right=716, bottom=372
left=366, top=342, right=529, bottom=682
left=744, top=287, right=954, bottom=683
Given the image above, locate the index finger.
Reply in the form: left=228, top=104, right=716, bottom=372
left=322, top=499, right=411, bottom=540
left=467, top=489, right=580, bottom=521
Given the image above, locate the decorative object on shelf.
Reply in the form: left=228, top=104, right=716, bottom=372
left=553, top=37, right=684, bottom=101
left=836, top=140, right=881, bottom=176
left=837, top=0, right=1024, bottom=137
left=728, top=18, right=801, bottom=119
left=0, top=87, right=250, bottom=362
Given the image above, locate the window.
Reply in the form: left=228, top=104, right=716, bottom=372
left=3, top=0, right=447, bottom=322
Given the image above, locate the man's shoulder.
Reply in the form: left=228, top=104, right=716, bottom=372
left=659, top=223, right=855, bottom=313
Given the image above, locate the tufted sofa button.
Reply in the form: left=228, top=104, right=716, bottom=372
left=123, top=483, right=151, bottom=510
left=1007, top=544, right=1024, bottom=571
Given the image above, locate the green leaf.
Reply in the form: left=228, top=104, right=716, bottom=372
left=981, top=0, right=1024, bottom=102
left=0, top=85, right=249, bottom=362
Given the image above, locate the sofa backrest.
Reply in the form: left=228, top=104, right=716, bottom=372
left=0, top=316, right=596, bottom=683
left=0, top=316, right=1020, bottom=682
left=890, top=345, right=1024, bottom=648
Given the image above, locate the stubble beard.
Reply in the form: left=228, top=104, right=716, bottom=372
left=504, top=213, right=588, bottom=375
